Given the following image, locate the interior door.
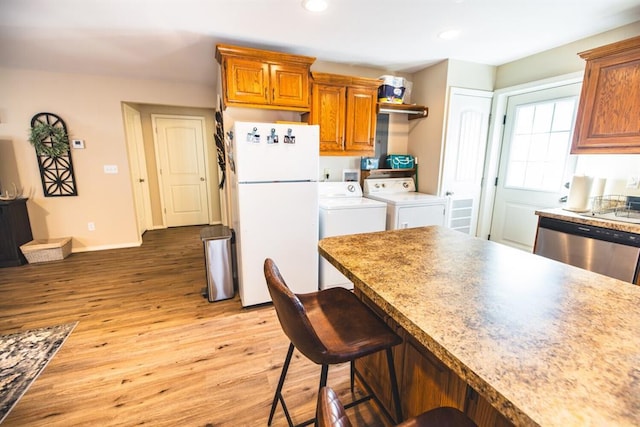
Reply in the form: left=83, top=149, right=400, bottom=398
left=153, top=115, right=210, bottom=227
left=440, top=88, right=493, bottom=235
left=489, top=83, right=581, bottom=251
left=122, top=104, right=152, bottom=237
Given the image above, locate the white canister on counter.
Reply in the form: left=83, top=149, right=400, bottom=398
left=565, top=175, right=593, bottom=212
left=590, top=177, right=607, bottom=198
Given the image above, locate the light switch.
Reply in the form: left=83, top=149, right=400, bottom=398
left=104, top=165, right=118, bottom=174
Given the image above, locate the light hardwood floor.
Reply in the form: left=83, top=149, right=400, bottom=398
left=0, top=226, right=387, bottom=426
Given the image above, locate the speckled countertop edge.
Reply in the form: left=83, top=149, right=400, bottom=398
left=318, top=227, right=640, bottom=427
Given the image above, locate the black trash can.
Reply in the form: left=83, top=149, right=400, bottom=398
left=200, top=225, right=234, bottom=302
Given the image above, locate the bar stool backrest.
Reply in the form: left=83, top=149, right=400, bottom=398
left=264, top=258, right=328, bottom=363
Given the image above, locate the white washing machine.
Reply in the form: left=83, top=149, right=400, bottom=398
left=319, top=182, right=386, bottom=289
left=363, top=177, right=447, bottom=230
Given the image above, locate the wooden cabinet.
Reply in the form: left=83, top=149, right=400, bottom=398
left=401, top=336, right=467, bottom=417
left=303, top=72, right=381, bottom=156
left=571, top=35, right=640, bottom=154
left=0, top=199, right=33, bottom=267
left=215, top=44, right=315, bottom=112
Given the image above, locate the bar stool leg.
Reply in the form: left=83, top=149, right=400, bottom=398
left=350, top=360, right=355, bottom=393
left=385, top=347, right=403, bottom=423
left=269, top=342, right=295, bottom=426
left=319, top=364, right=329, bottom=389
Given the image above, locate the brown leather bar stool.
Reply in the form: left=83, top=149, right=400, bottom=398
left=264, top=258, right=403, bottom=427
left=318, top=386, right=478, bottom=427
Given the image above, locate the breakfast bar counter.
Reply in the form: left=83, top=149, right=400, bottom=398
left=318, top=226, right=640, bottom=427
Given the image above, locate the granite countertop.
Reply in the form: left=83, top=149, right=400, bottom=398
left=318, top=226, right=640, bottom=427
left=536, top=207, right=640, bottom=234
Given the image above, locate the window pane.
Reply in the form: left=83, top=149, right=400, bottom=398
left=510, top=135, right=531, bottom=162
left=551, top=99, right=576, bottom=131
left=548, top=132, right=570, bottom=160
left=529, top=134, right=550, bottom=162
left=505, top=96, right=577, bottom=191
left=532, top=103, right=554, bottom=133
left=514, top=105, right=534, bottom=134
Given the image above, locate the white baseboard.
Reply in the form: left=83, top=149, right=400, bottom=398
left=71, top=241, right=142, bottom=253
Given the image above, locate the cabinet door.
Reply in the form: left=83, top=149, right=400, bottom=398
left=270, top=63, right=310, bottom=108
left=312, top=83, right=346, bottom=153
left=353, top=289, right=405, bottom=419
left=465, top=388, right=514, bottom=427
left=345, top=86, right=377, bottom=154
left=401, top=338, right=467, bottom=418
left=571, top=38, right=640, bottom=153
left=223, top=57, right=270, bottom=106
left=0, top=200, right=33, bottom=267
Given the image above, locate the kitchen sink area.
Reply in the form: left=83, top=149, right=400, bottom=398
left=579, top=195, right=640, bottom=224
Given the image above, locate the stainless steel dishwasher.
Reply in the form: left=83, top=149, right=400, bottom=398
left=534, top=217, right=640, bottom=283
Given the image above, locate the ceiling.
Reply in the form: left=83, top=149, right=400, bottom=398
left=1, top=0, right=640, bottom=87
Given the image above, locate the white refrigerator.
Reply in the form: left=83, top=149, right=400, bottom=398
left=230, top=122, right=320, bottom=307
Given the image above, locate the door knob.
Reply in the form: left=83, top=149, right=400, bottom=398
left=445, top=191, right=454, bottom=196
left=200, top=177, right=206, bottom=181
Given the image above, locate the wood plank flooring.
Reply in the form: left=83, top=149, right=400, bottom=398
left=0, top=226, right=388, bottom=426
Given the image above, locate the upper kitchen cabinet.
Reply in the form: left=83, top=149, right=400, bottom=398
left=303, top=72, right=381, bottom=156
left=215, top=44, right=315, bottom=112
left=571, top=35, right=640, bottom=154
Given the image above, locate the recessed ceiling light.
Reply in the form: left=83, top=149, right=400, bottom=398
left=438, top=29, right=461, bottom=40
left=302, top=0, right=328, bottom=12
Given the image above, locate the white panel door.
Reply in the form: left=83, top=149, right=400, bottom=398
left=123, top=104, right=152, bottom=237
left=154, top=116, right=210, bottom=227
left=489, top=83, right=581, bottom=251
left=441, top=87, right=493, bottom=236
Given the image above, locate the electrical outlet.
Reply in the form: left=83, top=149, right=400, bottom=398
left=104, top=165, right=118, bottom=174
left=626, top=175, right=639, bottom=189
left=88, top=222, right=95, bottom=231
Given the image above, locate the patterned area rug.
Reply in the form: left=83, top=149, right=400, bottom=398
left=0, top=322, right=77, bottom=423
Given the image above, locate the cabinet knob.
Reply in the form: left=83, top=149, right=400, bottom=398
left=138, top=178, right=145, bottom=183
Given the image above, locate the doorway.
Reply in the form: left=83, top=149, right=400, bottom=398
left=488, top=82, right=581, bottom=251
left=123, top=104, right=152, bottom=238
left=441, top=87, right=493, bottom=235
left=152, top=115, right=211, bottom=227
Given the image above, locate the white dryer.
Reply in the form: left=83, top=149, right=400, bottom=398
left=319, top=182, right=386, bottom=290
left=363, top=177, right=447, bottom=230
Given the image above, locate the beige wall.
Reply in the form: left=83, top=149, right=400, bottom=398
left=495, top=21, right=640, bottom=89
left=408, top=60, right=449, bottom=195
left=0, top=66, right=216, bottom=251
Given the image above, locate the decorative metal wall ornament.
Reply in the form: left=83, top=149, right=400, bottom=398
left=29, top=113, right=78, bottom=197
